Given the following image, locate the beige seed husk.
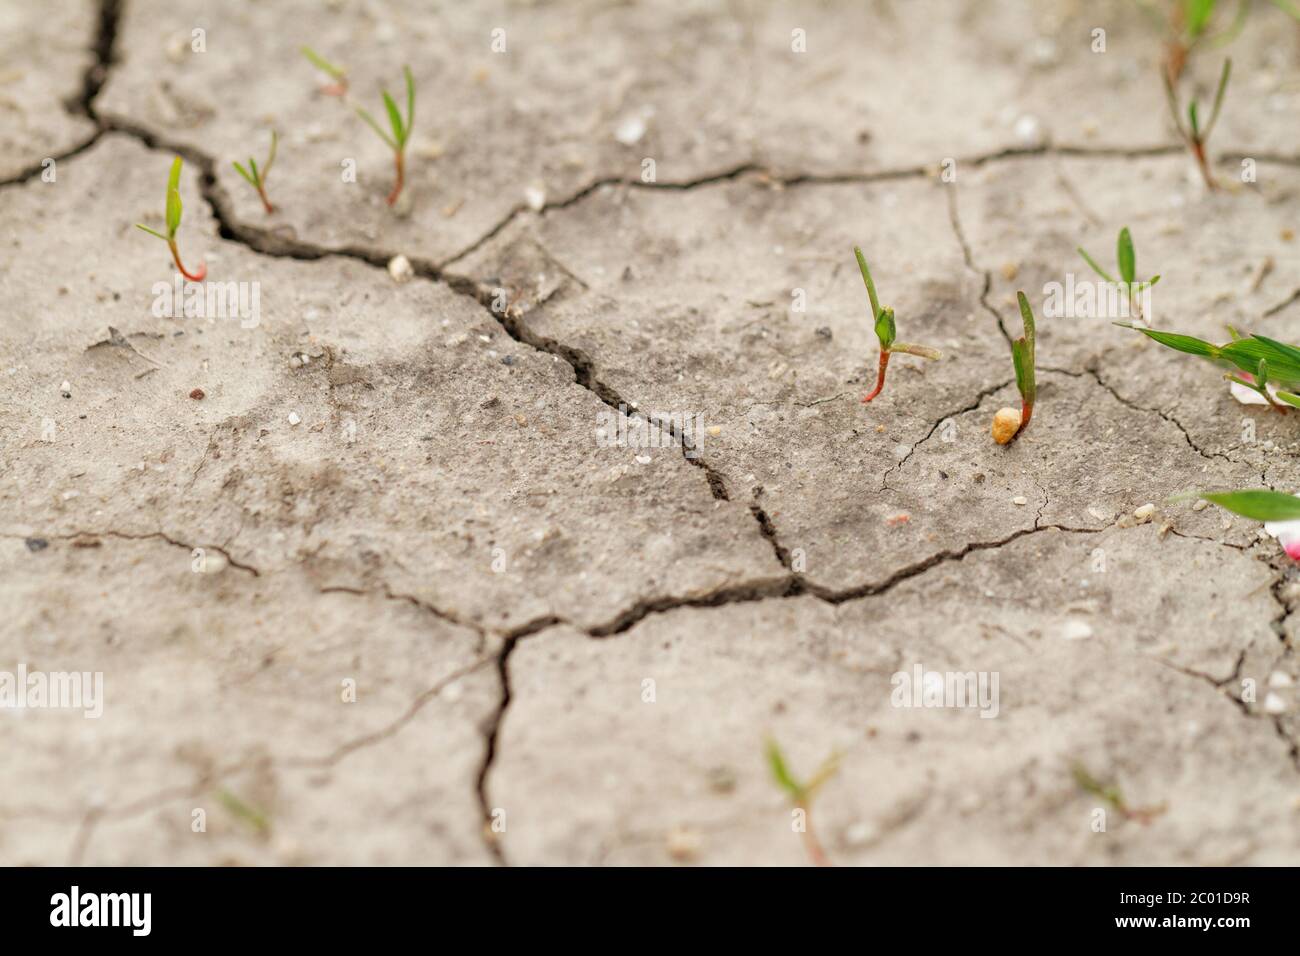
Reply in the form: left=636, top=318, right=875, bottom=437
left=991, top=407, right=1022, bottom=444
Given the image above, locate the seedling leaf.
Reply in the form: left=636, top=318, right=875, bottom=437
left=232, top=160, right=256, bottom=186
left=1117, top=228, right=1135, bottom=285
left=1199, top=489, right=1300, bottom=521
left=404, top=65, right=415, bottom=145
left=854, top=246, right=882, bottom=319
left=874, top=307, right=897, bottom=350
left=356, top=106, right=397, bottom=149
left=1204, top=57, right=1232, bottom=138
left=1122, top=325, right=1220, bottom=359
left=1077, top=246, right=1116, bottom=283
left=301, top=45, right=345, bottom=81
left=135, top=223, right=168, bottom=241
left=382, top=90, right=404, bottom=144
left=765, top=738, right=802, bottom=799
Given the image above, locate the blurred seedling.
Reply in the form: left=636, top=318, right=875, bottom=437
left=1118, top=322, right=1300, bottom=412
left=855, top=247, right=941, bottom=403
left=217, top=787, right=270, bottom=836
left=301, top=45, right=348, bottom=96
left=232, top=130, right=278, bottom=215
left=992, top=292, right=1036, bottom=444
left=1162, top=56, right=1231, bottom=189
left=1071, top=763, right=1167, bottom=825
left=134, top=157, right=206, bottom=281
left=356, top=65, right=415, bottom=207
left=766, top=737, right=840, bottom=867
left=1077, top=227, right=1161, bottom=320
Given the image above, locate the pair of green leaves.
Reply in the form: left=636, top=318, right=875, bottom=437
left=135, top=156, right=186, bottom=243
left=232, top=130, right=277, bottom=191
left=1119, top=323, right=1300, bottom=407
left=1011, top=292, right=1036, bottom=410
left=765, top=738, right=840, bottom=806
left=1078, top=227, right=1161, bottom=291
left=357, top=65, right=415, bottom=152
left=854, top=246, right=940, bottom=361
left=1164, top=57, right=1231, bottom=146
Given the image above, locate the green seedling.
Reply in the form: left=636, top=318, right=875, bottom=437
left=301, top=45, right=347, bottom=96
left=134, top=157, right=206, bottom=281
left=766, top=737, right=840, bottom=867
left=232, top=130, right=278, bottom=215
left=1118, top=323, right=1300, bottom=412
left=356, top=65, right=415, bottom=207
left=993, top=292, right=1037, bottom=443
left=1162, top=57, right=1231, bottom=190
left=1077, top=226, right=1161, bottom=317
left=855, top=247, right=941, bottom=403
left=1071, top=762, right=1167, bottom=826
left=217, top=787, right=270, bottom=836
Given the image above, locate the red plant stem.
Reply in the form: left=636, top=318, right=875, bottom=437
left=801, top=810, right=832, bottom=867
left=256, top=183, right=274, bottom=215
left=386, top=149, right=406, bottom=206
left=169, top=241, right=206, bottom=281
left=1020, top=398, right=1033, bottom=430
left=861, top=349, right=890, bottom=403
left=322, top=80, right=347, bottom=97
left=1192, top=140, right=1217, bottom=191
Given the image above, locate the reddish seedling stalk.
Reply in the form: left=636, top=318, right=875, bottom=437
left=233, top=131, right=278, bottom=215
left=135, top=157, right=206, bottom=282
left=356, top=66, right=416, bottom=207
left=854, top=247, right=940, bottom=404
left=1162, top=57, right=1231, bottom=191
left=1072, top=763, right=1167, bottom=827
left=766, top=738, right=840, bottom=867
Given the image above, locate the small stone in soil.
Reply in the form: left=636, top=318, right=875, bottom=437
left=190, top=388, right=205, bottom=399
left=25, top=537, right=48, bottom=552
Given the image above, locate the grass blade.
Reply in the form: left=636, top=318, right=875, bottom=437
left=1200, top=490, right=1300, bottom=521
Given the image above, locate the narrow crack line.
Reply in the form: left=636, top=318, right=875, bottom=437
left=880, top=377, right=1015, bottom=491
left=77, top=0, right=123, bottom=121
left=2, top=528, right=260, bottom=576
left=0, top=130, right=106, bottom=191
left=808, top=523, right=1099, bottom=605
left=1084, top=365, right=1236, bottom=465
left=944, top=183, right=1011, bottom=346
left=1154, top=651, right=1248, bottom=700
left=281, top=654, right=497, bottom=771
left=438, top=161, right=761, bottom=270
left=748, top=493, right=793, bottom=570
left=475, top=634, right=517, bottom=866
left=318, top=584, right=484, bottom=638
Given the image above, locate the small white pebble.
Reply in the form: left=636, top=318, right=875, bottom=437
left=634, top=454, right=651, bottom=465
left=1269, top=671, right=1295, bottom=689
left=523, top=185, right=546, bottom=211
left=59, top=380, right=71, bottom=397
left=1062, top=620, right=1094, bottom=640
left=1134, top=503, right=1156, bottom=522
left=1263, top=440, right=1276, bottom=452
left=1012, top=496, right=1028, bottom=506
left=387, top=254, right=414, bottom=283
left=1263, top=692, right=1289, bottom=715
left=287, top=411, right=302, bottom=426
left=614, top=114, right=647, bottom=146
left=1192, top=499, right=1209, bottom=511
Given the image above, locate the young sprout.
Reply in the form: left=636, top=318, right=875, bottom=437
left=1117, top=323, right=1300, bottom=413
left=134, top=157, right=206, bottom=281
left=232, top=130, right=278, bottom=215
left=1071, top=762, right=1167, bottom=826
left=1195, top=489, right=1300, bottom=560
left=992, top=292, right=1036, bottom=444
left=356, top=65, right=415, bottom=207
left=854, top=247, right=941, bottom=403
left=301, top=45, right=347, bottom=96
left=1162, top=57, right=1231, bottom=190
left=766, top=737, right=840, bottom=867
left=1077, top=227, right=1161, bottom=319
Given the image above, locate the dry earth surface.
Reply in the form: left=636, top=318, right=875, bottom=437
left=2, top=0, right=1300, bottom=865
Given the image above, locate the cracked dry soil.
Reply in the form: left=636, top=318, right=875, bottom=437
left=2, top=0, right=1300, bottom=866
